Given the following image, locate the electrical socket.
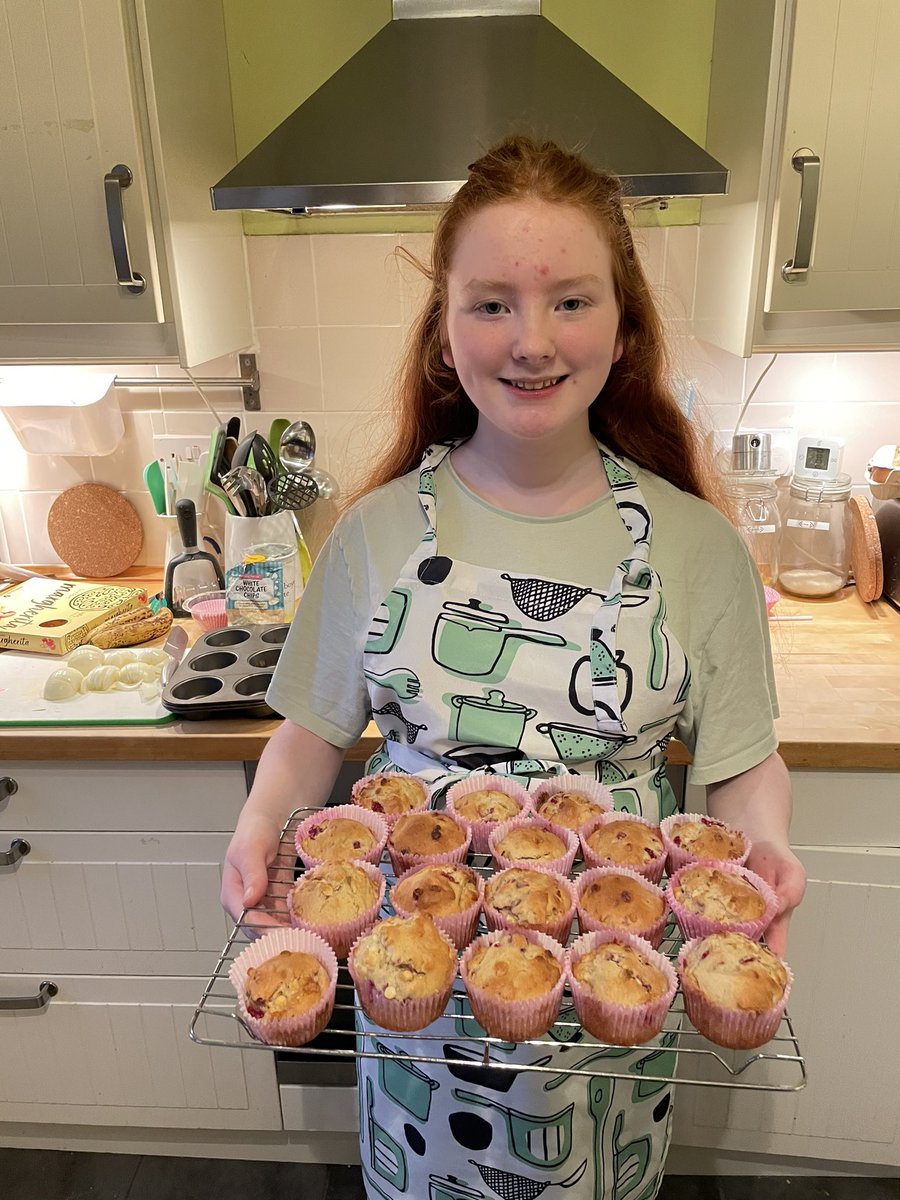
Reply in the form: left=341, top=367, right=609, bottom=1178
left=152, top=434, right=210, bottom=462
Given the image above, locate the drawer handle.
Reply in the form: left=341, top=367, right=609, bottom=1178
left=1, top=838, right=29, bottom=865
left=0, top=778, right=17, bottom=799
left=0, top=981, right=57, bottom=1011
left=781, top=149, right=821, bottom=282
left=104, top=164, right=147, bottom=294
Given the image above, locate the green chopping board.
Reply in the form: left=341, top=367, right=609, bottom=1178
left=0, top=651, right=176, bottom=727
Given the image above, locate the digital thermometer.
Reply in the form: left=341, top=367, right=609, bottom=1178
left=794, top=435, right=844, bottom=481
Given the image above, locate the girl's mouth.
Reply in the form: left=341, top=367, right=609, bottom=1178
left=502, top=375, right=566, bottom=393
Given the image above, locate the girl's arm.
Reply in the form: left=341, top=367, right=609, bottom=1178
left=220, top=719, right=345, bottom=925
left=705, top=750, right=807, bottom=956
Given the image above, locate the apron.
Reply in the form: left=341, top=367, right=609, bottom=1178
left=357, top=441, right=691, bottom=1200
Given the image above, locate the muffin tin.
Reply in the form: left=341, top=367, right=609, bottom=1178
left=161, top=623, right=288, bottom=719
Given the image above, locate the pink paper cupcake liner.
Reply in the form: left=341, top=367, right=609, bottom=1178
left=460, top=927, right=567, bottom=1042
left=347, top=919, right=459, bottom=1032
left=664, top=861, right=779, bottom=941
left=677, top=937, right=794, bottom=1049
left=531, top=775, right=615, bottom=838
left=387, top=814, right=472, bottom=878
left=286, top=860, right=387, bottom=959
left=350, top=772, right=431, bottom=827
left=579, top=811, right=667, bottom=883
left=446, top=774, right=532, bottom=855
left=575, top=864, right=669, bottom=948
left=566, top=927, right=677, bottom=1046
left=488, top=813, right=578, bottom=876
left=229, top=926, right=338, bottom=1047
left=389, top=863, right=484, bottom=951
left=483, top=865, right=577, bottom=944
left=293, top=804, right=388, bottom=869
left=660, top=812, right=751, bottom=874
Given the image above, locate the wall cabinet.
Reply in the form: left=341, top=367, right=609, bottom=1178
left=674, top=768, right=900, bottom=1168
left=0, top=0, right=252, bottom=366
left=695, top=0, right=900, bottom=354
left=0, top=761, right=280, bottom=1130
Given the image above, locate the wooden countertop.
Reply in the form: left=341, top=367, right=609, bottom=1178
left=2, top=581, right=898, bottom=770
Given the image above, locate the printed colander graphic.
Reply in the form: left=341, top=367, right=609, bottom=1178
left=501, top=574, right=602, bottom=622
left=468, top=1157, right=586, bottom=1200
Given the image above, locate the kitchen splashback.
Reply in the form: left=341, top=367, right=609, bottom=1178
left=1, top=226, right=899, bottom=569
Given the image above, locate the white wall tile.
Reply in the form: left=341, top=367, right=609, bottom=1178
left=248, top=236, right=317, bottom=328
left=313, top=234, right=402, bottom=326
left=319, top=325, right=404, bottom=413
left=323, top=410, right=392, bottom=498
left=256, top=326, right=324, bottom=414
left=397, top=232, right=434, bottom=326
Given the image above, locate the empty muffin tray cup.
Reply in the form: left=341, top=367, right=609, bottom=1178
left=161, top=623, right=288, bottom=719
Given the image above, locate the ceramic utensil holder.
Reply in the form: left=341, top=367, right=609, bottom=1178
left=224, top=512, right=302, bottom=626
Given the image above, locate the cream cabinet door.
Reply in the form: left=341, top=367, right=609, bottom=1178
left=0, top=974, right=281, bottom=1129
left=0, top=0, right=162, bottom=326
left=764, top=0, right=900, bottom=315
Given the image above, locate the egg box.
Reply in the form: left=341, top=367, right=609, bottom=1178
left=0, top=577, right=147, bottom=655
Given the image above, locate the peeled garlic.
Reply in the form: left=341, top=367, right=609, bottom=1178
left=104, top=649, right=137, bottom=668
left=138, top=680, right=162, bottom=704
left=133, top=647, right=168, bottom=667
left=67, top=645, right=104, bottom=674
left=116, top=662, right=161, bottom=688
left=43, top=667, right=85, bottom=702
left=80, top=665, right=121, bottom=693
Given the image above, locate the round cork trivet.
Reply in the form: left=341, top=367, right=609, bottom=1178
left=47, top=483, right=143, bottom=578
left=849, top=494, right=883, bottom=603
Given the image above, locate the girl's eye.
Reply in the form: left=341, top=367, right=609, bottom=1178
left=476, top=300, right=507, bottom=316
left=559, top=297, right=587, bottom=312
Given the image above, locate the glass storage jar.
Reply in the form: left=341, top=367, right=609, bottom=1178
left=777, top=473, right=853, bottom=597
left=723, top=476, right=782, bottom=587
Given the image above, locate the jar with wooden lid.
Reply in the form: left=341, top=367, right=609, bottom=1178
left=777, top=474, right=853, bottom=597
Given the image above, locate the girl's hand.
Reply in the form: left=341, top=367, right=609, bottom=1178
left=745, top=840, right=807, bottom=957
left=221, top=812, right=290, bottom=932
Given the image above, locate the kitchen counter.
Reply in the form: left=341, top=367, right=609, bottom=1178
left=1, top=586, right=898, bottom=768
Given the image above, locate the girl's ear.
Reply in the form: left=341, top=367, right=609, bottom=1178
left=613, top=334, right=624, bottom=364
left=441, top=342, right=455, bottom=369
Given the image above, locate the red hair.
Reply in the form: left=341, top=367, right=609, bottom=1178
left=348, top=135, right=721, bottom=507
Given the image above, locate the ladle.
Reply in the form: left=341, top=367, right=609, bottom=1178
left=278, top=420, right=316, bottom=474
left=306, top=467, right=340, bottom=501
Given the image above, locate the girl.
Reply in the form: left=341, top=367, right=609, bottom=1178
left=222, top=136, right=806, bottom=1200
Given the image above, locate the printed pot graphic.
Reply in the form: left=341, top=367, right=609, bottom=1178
left=375, top=1040, right=439, bottom=1120
left=446, top=688, right=537, bottom=747
left=433, top=600, right=570, bottom=683
left=429, top=1175, right=486, bottom=1200
left=536, top=721, right=636, bottom=763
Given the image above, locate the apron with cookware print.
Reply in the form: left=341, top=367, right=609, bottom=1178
left=357, top=440, right=690, bottom=1200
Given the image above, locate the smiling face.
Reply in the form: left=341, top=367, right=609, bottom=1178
left=441, top=199, right=623, bottom=447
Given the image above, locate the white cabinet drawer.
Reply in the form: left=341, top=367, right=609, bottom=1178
left=0, top=974, right=281, bottom=1130
left=0, top=762, right=247, bottom=832
left=2, top=831, right=235, bottom=965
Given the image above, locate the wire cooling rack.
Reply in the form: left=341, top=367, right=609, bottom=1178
left=189, top=809, right=807, bottom=1093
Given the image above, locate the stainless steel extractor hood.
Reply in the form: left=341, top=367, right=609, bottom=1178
left=211, top=2, right=728, bottom=214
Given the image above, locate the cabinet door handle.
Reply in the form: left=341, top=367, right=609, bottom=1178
left=104, top=164, right=147, bottom=295
left=0, top=777, right=17, bottom=801
left=781, top=149, right=821, bottom=282
left=1, top=837, right=29, bottom=865
left=0, top=981, right=57, bottom=1011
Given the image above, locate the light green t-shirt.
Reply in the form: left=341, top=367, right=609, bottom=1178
left=268, top=454, right=779, bottom=787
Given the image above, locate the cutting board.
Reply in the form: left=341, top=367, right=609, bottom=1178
left=0, top=652, right=175, bottom=727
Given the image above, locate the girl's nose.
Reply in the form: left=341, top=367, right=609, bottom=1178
left=512, top=312, right=554, bottom=362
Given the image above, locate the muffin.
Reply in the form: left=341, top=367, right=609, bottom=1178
left=489, top=816, right=577, bottom=875
left=575, top=866, right=668, bottom=948
left=287, top=860, right=385, bottom=957
left=665, top=862, right=778, bottom=940
left=348, top=913, right=457, bottom=1031
left=229, top=927, right=338, bottom=1047
left=483, top=866, right=576, bottom=943
left=567, top=928, right=676, bottom=1046
left=351, top=772, right=429, bottom=823
left=661, top=812, right=750, bottom=873
left=532, top=776, right=613, bottom=835
left=678, top=931, right=792, bottom=1049
left=580, top=812, right=667, bottom=883
left=294, top=804, right=388, bottom=868
left=460, top=928, right=566, bottom=1041
left=390, top=863, right=483, bottom=950
left=387, top=811, right=471, bottom=877
left=446, top=775, right=530, bottom=854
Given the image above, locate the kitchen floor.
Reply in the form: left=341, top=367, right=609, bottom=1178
left=2, top=1151, right=896, bottom=1200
